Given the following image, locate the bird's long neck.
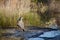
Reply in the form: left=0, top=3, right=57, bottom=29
left=20, top=18, right=23, bottom=21
left=20, top=19, right=22, bottom=21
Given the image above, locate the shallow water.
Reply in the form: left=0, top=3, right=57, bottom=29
left=39, top=30, right=60, bottom=38
left=28, top=38, right=44, bottom=40
left=0, top=28, right=60, bottom=40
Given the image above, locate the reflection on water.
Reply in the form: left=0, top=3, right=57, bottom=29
left=28, top=38, right=44, bottom=40
left=0, top=28, right=60, bottom=40
left=39, top=30, right=60, bottom=38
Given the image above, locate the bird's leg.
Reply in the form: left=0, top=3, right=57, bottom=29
left=21, top=28, right=25, bottom=31
left=22, top=29, right=25, bottom=31
left=22, top=29, right=28, bottom=32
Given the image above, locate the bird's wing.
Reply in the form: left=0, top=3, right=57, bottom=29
left=17, top=21, right=24, bottom=29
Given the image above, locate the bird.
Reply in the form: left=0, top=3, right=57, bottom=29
left=17, top=16, right=25, bottom=31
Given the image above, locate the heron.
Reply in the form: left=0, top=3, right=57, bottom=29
left=17, top=17, right=25, bottom=31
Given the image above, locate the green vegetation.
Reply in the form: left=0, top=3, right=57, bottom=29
left=0, top=10, right=45, bottom=27
left=31, top=0, right=52, bottom=26
left=0, top=9, right=52, bottom=28
left=0, top=0, right=57, bottom=28
left=0, top=10, right=19, bottom=28
left=23, top=12, right=41, bottom=26
left=0, top=9, right=40, bottom=27
left=23, top=12, right=51, bottom=27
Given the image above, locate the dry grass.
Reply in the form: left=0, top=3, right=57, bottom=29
left=0, top=9, right=51, bottom=28
left=23, top=12, right=41, bottom=26
left=0, top=9, right=41, bottom=28
left=0, top=9, right=19, bottom=27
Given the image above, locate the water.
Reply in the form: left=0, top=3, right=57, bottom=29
left=39, top=30, right=60, bottom=38
left=28, top=30, right=60, bottom=40
left=1, top=28, right=60, bottom=40
left=28, top=38, right=44, bottom=40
